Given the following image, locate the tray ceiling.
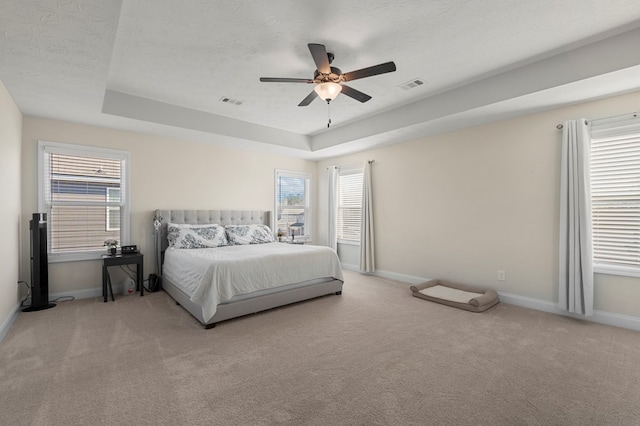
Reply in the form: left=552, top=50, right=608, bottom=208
left=2, top=0, right=640, bottom=159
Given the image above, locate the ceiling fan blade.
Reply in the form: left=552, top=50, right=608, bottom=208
left=260, top=77, right=314, bottom=83
left=341, top=61, right=397, bottom=82
left=340, top=84, right=372, bottom=103
left=298, top=90, right=318, bottom=106
left=308, top=43, right=331, bottom=74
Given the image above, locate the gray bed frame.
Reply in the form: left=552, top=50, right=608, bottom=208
left=153, top=209, right=343, bottom=328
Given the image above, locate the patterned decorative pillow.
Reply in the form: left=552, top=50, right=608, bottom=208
left=225, top=224, right=274, bottom=245
left=167, top=223, right=228, bottom=249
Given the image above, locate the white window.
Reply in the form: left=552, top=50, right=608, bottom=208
left=337, top=166, right=363, bottom=243
left=275, top=170, right=311, bottom=240
left=38, top=141, right=130, bottom=262
left=590, top=114, right=640, bottom=277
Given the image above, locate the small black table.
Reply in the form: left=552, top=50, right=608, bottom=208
left=102, top=252, right=144, bottom=302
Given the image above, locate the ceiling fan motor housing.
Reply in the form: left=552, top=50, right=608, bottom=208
left=314, top=67, right=343, bottom=83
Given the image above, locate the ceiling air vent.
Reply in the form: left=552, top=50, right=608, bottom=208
left=219, top=96, right=243, bottom=106
left=398, top=79, right=425, bottom=90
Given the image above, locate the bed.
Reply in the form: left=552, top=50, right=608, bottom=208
left=154, top=209, right=344, bottom=328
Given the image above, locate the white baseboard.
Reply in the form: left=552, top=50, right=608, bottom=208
left=52, top=286, right=105, bottom=301
left=498, top=291, right=640, bottom=332
left=341, top=264, right=429, bottom=285
left=0, top=303, right=21, bottom=345
left=341, top=263, right=358, bottom=272
left=371, top=269, right=428, bottom=285
left=342, top=266, right=640, bottom=332
left=20, top=286, right=106, bottom=306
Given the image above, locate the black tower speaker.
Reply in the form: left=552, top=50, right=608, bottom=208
left=22, top=213, right=55, bottom=312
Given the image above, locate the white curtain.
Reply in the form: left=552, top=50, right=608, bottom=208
left=360, top=160, right=375, bottom=273
left=327, top=166, right=339, bottom=252
left=559, top=119, right=593, bottom=316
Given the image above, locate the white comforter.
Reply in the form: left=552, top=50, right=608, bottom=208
left=163, top=242, right=343, bottom=322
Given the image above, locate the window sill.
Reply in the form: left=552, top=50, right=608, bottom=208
left=48, top=251, right=105, bottom=263
left=338, top=239, right=360, bottom=246
left=594, top=264, right=640, bottom=278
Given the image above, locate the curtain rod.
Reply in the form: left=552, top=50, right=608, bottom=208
left=556, top=120, right=588, bottom=130
left=326, top=160, right=375, bottom=170
left=556, top=112, right=638, bottom=129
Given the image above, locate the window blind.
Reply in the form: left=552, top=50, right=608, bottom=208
left=44, top=152, right=123, bottom=253
left=338, top=169, right=363, bottom=241
left=590, top=115, right=640, bottom=271
left=39, top=141, right=128, bottom=260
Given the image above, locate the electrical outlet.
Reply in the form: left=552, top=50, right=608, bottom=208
left=497, top=270, right=506, bottom=281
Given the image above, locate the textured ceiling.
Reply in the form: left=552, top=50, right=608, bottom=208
left=1, top=0, right=640, bottom=159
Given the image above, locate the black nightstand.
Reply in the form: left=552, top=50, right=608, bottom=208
left=102, top=252, right=144, bottom=302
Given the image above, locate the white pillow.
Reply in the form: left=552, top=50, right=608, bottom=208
left=225, top=224, right=274, bottom=245
left=167, top=223, right=228, bottom=249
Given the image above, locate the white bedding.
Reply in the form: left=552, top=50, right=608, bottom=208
left=163, top=242, right=343, bottom=322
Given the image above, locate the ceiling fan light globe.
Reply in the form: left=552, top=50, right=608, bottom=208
left=314, top=82, right=342, bottom=101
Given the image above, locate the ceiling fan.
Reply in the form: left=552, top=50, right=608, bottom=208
left=260, top=43, right=397, bottom=107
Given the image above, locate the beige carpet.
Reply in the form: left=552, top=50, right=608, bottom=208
left=2, top=270, right=640, bottom=425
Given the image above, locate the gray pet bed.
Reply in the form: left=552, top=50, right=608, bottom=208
left=410, top=279, right=499, bottom=312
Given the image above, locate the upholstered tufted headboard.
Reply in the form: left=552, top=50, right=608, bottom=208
left=153, top=209, right=271, bottom=274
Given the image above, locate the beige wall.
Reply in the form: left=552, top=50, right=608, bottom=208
left=21, top=117, right=316, bottom=294
left=10, top=89, right=640, bottom=324
left=0, top=80, right=23, bottom=329
left=317, top=90, right=640, bottom=318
